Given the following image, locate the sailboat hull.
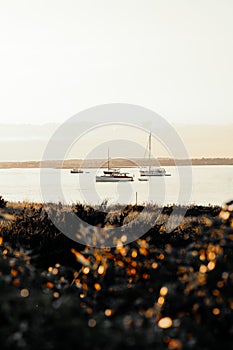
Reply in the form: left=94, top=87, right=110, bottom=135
left=140, top=170, right=170, bottom=176
left=70, top=168, right=83, bottom=174
left=96, top=176, right=134, bottom=182
left=140, top=168, right=171, bottom=176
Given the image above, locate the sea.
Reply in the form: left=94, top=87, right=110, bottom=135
left=0, top=166, right=232, bottom=206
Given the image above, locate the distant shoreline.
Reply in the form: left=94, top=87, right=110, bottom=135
left=0, top=157, right=233, bottom=169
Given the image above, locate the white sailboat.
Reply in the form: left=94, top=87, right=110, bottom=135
left=140, top=133, right=171, bottom=177
left=103, top=149, right=120, bottom=174
left=96, top=172, right=134, bottom=182
left=96, top=149, right=134, bottom=182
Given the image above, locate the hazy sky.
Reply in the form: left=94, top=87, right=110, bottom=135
left=0, top=0, right=233, bottom=125
left=0, top=123, right=232, bottom=160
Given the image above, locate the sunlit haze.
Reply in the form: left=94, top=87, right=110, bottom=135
left=0, top=0, right=233, bottom=126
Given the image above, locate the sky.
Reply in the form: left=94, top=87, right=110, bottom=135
left=0, top=0, right=233, bottom=126
left=0, top=123, right=232, bottom=161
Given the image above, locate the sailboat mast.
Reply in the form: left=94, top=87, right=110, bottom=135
left=108, top=147, right=110, bottom=170
left=149, top=133, right=151, bottom=171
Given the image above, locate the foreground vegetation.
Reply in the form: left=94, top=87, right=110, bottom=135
left=0, top=200, right=233, bottom=350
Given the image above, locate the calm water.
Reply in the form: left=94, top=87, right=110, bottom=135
left=0, top=166, right=232, bottom=206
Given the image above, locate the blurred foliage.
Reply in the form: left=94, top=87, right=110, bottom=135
left=0, top=195, right=7, bottom=208
left=0, top=201, right=232, bottom=350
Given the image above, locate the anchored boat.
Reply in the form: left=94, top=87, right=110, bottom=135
left=96, top=171, right=134, bottom=182
left=70, top=168, right=83, bottom=174
left=140, top=133, right=171, bottom=177
left=96, top=148, right=134, bottom=182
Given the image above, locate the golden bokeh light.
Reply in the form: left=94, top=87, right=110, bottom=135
left=199, top=265, right=207, bottom=274
left=94, top=283, right=101, bottom=291
left=20, top=289, right=29, bottom=298
left=158, top=296, right=165, bottom=305
left=158, top=317, right=173, bottom=329
left=207, top=261, right=216, bottom=271
left=83, top=267, right=90, bottom=274
left=105, top=309, right=113, bottom=317
left=212, top=308, right=220, bottom=315
left=88, top=319, right=96, bottom=327
left=160, top=286, right=168, bottom=296
left=98, top=265, right=105, bottom=275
